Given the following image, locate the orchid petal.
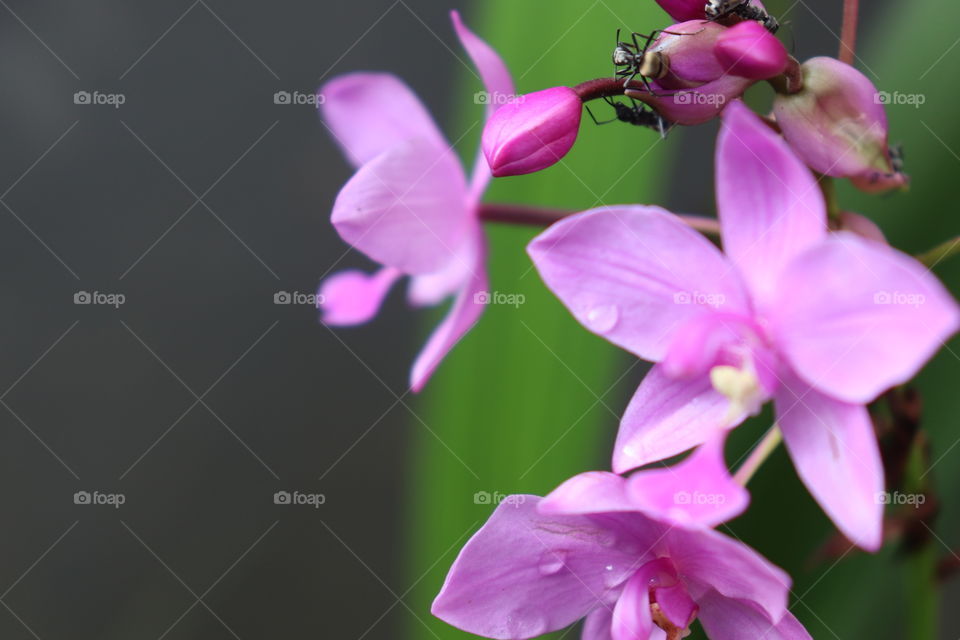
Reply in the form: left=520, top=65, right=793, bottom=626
left=319, top=72, right=446, bottom=168
left=655, top=582, right=698, bottom=630
left=410, top=241, right=487, bottom=391
left=696, top=590, right=812, bottom=640
left=332, top=137, right=470, bottom=275
left=408, top=229, right=480, bottom=307
left=775, top=369, right=884, bottom=551
left=528, top=206, right=750, bottom=363
left=582, top=608, right=614, bottom=640
left=652, top=0, right=708, bottom=21
left=432, top=497, right=636, bottom=640
left=771, top=233, right=960, bottom=404
left=539, top=472, right=635, bottom=517
left=611, top=571, right=654, bottom=640
left=614, top=364, right=745, bottom=473
left=451, top=10, right=515, bottom=197
left=716, top=101, right=827, bottom=304
left=318, top=267, right=401, bottom=325
left=668, top=527, right=791, bottom=623
left=624, top=433, right=750, bottom=528
left=451, top=10, right=515, bottom=118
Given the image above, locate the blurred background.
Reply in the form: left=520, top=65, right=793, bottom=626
left=0, top=0, right=957, bottom=638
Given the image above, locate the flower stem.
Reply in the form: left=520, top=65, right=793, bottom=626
left=902, top=431, right=939, bottom=640
left=478, top=203, right=721, bottom=237
left=839, top=0, right=860, bottom=65
left=818, top=175, right=842, bottom=225
left=734, top=425, right=783, bottom=486
left=916, top=236, right=960, bottom=269
left=767, top=56, right=804, bottom=95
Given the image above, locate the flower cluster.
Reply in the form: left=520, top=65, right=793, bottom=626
left=316, top=4, right=958, bottom=640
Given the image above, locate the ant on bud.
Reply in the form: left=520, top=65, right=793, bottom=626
left=612, top=28, right=679, bottom=94
left=585, top=96, right=674, bottom=139
left=705, top=0, right=780, bottom=34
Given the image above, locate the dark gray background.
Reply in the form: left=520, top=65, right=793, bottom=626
left=0, top=1, right=896, bottom=638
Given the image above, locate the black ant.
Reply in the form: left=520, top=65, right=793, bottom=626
left=889, top=143, right=905, bottom=174
left=612, top=28, right=674, bottom=94
left=705, top=0, right=780, bottom=33
left=585, top=96, right=674, bottom=138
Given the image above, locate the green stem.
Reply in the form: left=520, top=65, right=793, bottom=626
left=903, top=436, right=939, bottom=639
left=916, top=235, right=960, bottom=268
left=734, top=425, right=783, bottom=486
left=818, top=176, right=842, bottom=225
left=906, top=545, right=939, bottom=639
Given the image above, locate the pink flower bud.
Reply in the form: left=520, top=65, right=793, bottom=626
left=649, top=21, right=728, bottom=88
left=628, top=76, right=753, bottom=126
left=652, top=0, right=708, bottom=21
left=714, top=20, right=788, bottom=79
left=773, top=56, right=907, bottom=192
left=481, top=86, right=582, bottom=177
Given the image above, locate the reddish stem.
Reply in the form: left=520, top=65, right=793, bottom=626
left=839, top=0, right=860, bottom=65
left=479, top=203, right=721, bottom=236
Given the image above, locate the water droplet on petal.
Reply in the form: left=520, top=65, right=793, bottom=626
left=585, top=305, right=619, bottom=334
left=538, top=550, right=568, bottom=576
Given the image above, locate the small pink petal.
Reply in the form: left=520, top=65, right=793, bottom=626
left=716, top=101, right=827, bottom=304
left=410, top=240, right=487, bottom=392
left=625, top=433, right=750, bottom=528
left=715, top=21, right=788, bottom=79
left=696, top=589, right=812, bottom=639
left=655, top=582, right=698, bottom=629
left=667, top=527, right=791, bottom=623
left=319, top=72, right=446, bottom=168
left=408, top=229, right=480, bottom=307
left=318, top=267, right=401, bottom=325
left=538, top=471, right=635, bottom=517
left=652, top=0, right=708, bottom=21
left=614, top=364, right=746, bottom=473
left=482, top=86, right=582, bottom=177
left=840, top=211, right=887, bottom=244
left=332, top=137, right=470, bottom=275
left=450, top=10, right=515, bottom=197
left=611, top=571, right=654, bottom=640
left=775, top=369, right=884, bottom=551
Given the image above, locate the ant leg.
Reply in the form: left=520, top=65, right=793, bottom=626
left=584, top=103, right=616, bottom=126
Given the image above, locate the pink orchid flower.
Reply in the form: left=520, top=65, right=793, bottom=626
left=317, top=11, right=513, bottom=391
left=433, top=436, right=810, bottom=640
left=528, top=100, right=959, bottom=550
